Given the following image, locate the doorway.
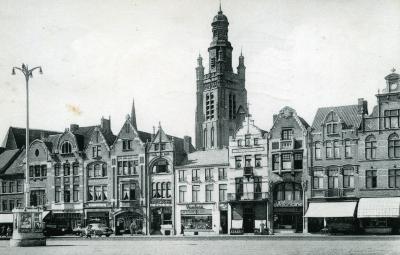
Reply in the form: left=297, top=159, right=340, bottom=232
left=243, top=207, right=255, bottom=233
left=220, top=211, right=228, bottom=234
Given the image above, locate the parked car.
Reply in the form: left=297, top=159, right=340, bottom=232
left=80, top=223, right=113, bottom=237
left=43, top=224, right=70, bottom=236
left=72, top=225, right=84, bottom=236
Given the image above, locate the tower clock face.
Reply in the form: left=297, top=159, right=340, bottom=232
left=390, top=82, right=398, bottom=91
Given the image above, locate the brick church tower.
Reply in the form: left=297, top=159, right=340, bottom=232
left=195, top=6, right=247, bottom=150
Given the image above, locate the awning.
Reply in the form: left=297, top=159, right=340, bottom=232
left=0, top=213, right=13, bottom=223
left=358, top=197, right=400, bottom=218
left=305, top=202, right=357, bottom=218
left=42, top=211, right=50, bottom=219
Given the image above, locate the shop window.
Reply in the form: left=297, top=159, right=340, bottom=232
left=61, top=141, right=72, bottom=154
left=315, top=142, right=322, bottom=160
left=205, top=184, right=213, bottom=202
left=343, top=167, right=354, bottom=188
left=192, top=185, right=200, bottom=202
left=179, top=186, right=187, bottom=203
left=219, top=184, right=227, bottom=202
left=389, top=169, right=400, bottom=188
left=366, top=170, right=377, bottom=188
left=388, top=133, right=400, bottom=158
left=181, top=215, right=212, bottom=230
left=365, top=135, right=377, bottom=160
left=281, top=153, right=291, bottom=170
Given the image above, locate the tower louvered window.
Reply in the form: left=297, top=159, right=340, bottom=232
left=205, top=93, right=215, bottom=120
left=229, top=93, right=236, bottom=120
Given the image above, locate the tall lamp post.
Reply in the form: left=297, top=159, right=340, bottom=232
left=10, top=63, right=46, bottom=247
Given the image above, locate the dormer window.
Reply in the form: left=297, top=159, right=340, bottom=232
left=61, top=141, right=72, bottom=154
left=245, top=135, right=251, bottom=147
left=281, top=129, right=293, bottom=140
left=122, top=140, right=133, bottom=151
left=325, top=112, right=339, bottom=135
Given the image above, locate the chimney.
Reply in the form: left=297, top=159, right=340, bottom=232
left=358, top=98, right=368, bottom=115
left=101, top=116, right=111, bottom=132
left=70, top=124, right=79, bottom=133
left=183, top=136, right=192, bottom=154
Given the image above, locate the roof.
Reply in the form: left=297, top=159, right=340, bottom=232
left=138, top=131, right=152, bottom=143
left=1, top=149, right=25, bottom=176
left=177, top=148, right=228, bottom=168
left=311, top=105, right=361, bottom=131
left=101, top=129, right=117, bottom=147
left=0, top=149, right=21, bottom=174
left=298, top=116, right=310, bottom=129
left=1, top=127, right=61, bottom=150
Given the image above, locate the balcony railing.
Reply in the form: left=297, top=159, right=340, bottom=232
left=280, top=140, right=293, bottom=150
left=227, top=192, right=268, bottom=201
left=311, top=188, right=355, bottom=198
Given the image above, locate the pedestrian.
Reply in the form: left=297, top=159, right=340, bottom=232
left=6, top=226, right=12, bottom=237
left=85, top=225, right=92, bottom=238
left=0, top=226, right=5, bottom=237
left=129, top=221, right=136, bottom=236
left=181, top=224, right=185, bottom=236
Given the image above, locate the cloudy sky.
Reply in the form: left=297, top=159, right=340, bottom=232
left=0, top=0, right=399, bottom=143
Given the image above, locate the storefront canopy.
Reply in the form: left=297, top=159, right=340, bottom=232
left=305, top=202, right=357, bottom=218
left=0, top=213, right=13, bottom=223
left=358, top=197, right=400, bottom=218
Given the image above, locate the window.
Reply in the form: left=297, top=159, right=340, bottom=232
left=61, top=141, right=72, bottom=154
left=210, top=127, right=215, bottom=148
left=161, top=143, right=166, bottom=150
left=161, top=182, right=167, bottom=198
left=192, top=185, right=200, bottom=202
left=254, top=177, right=262, bottom=199
left=216, top=184, right=227, bottom=203
left=92, top=145, right=101, bottom=158
left=94, top=164, right=100, bottom=177
left=237, top=139, right=243, bottom=147
left=122, top=183, right=135, bottom=200
left=1, top=182, right=6, bottom=193
left=205, top=93, right=215, bottom=120
left=64, top=185, right=71, bottom=202
left=245, top=135, right=251, bottom=146
left=313, top=170, right=324, bottom=189
left=179, top=170, right=186, bottom=182
left=203, top=128, right=207, bottom=148
left=273, top=182, right=302, bottom=201
left=41, top=165, right=47, bottom=177
left=30, top=190, right=46, bottom=206
left=55, top=164, right=60, bottom=176
left=73, top=185, right=79, bottom=202
left=235, top=156, right=242, bottom=168
left=88, top=186, right=94, bottom=201
left=245, top=155, right=252, bottom=167
left=152, top=183, right=157, bottom=198
left=365, top=135, right=377, bottom=160
left=9, top=182, right=14, bottom=193
left=315, top=142, right=321, bottom=160
left=389, top=169, right=400, bottom=188
left=218, top=168, right=227, bottom=180
left=254, top=138, right=259, bottom=146
left=333, top=141, right=340, bottom=158
left=167, top=182, right=171, bottom=198
left=235, top=178, right=243, bottom=196
left=281, top=153, right=291, bottom=170
left=179, top=186, right=187, bottom=203
left=328, top=169, right=339, bottom=189
left=55, top=186, right=61, bottom=203
left=384, top=110, right=399, bottom=129
left=389, top=134, right=400, bottom=158
left=205, top=184, right=213, bottom=202
left=326, top=112, right=339, bottom=135
left=63, top=163, right=70, bottom=176
left=153, top=159, right=168, bottom=173
left=125, top=123, right=130, bottom=133
left=154, top=143, right=159, bottom=151
left=16, top=200, right=21, bottom=208
left=211, top=58, right=216, bottom=69
left=192, top=169, right=200, bottom=182
left=122, top=140, right=133, bottom=151
left=205, top=168, right=213, bottom=181
left=294, top=153, right=303, bottom=169
left=17, top=181, right=22, bottom=193
left=343, top=167, right=354, bottom=188
left=9, top=200, right=14, bottom=211
left=345, top=140, right=352, bottom=158
left=366, top=170, right=377, bottom=188
left=272, top=154, right=280, bottom=171
left=94, top=186, right=102, bottom=201
left=281, top=129, right=293, bottom=140
left=326, top=141, right=333, bottom=159
left=35, top=165, right=40, bottom=177
left=229, top=93, right=236, bottom=120
left=2, top=200, right=7, bottom=211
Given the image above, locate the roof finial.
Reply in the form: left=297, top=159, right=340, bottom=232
left=240, top=46, right=243, bottom=57
left=158, top=121, right=161, bottom=129
left=219, top=0, right=222, bottom=13
left=391, top=67, right=396, bottom=73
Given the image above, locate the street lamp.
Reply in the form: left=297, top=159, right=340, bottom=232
left=10, top=63, right=45, bottom=247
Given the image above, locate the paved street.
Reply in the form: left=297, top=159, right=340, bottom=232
left=1, top=236, right=400, bottom=255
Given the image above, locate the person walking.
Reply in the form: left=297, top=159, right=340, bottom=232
left=129, top=221, right=136, bottom=236
left=85, top=225, right=92, bottom=238
left=181, top=224, right=185, bottom=236
left=6, top=226, right=12, bottom=237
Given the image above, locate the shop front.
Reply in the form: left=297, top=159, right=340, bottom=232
left=305, top=201, right=358, bottom=234
left=114, top=209, right=145, bottom=235
left=357, top=197, right=400, bottom=234
left=44, top=211, right=83, bottom=235
left=179, top=204, right=214, bottom=235
left=86, top=211, right=110, bottom=227
left=150, top=206, right=173, bottom=235
left=230, top=202, right=268, bottom=234
left=272, top=202, right=303, bottom=233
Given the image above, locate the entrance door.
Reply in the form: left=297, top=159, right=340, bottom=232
left=152, top=210, right=162, bottom=233
left=243, top=208, right=255, bottom=233
left=220, top=211, right=228, bottom=234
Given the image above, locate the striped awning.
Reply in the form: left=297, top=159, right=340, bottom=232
left=305, top=202, right=357, bottom=218
left=358, top=197, right=400, bottom=218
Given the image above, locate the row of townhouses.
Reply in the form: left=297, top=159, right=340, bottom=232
left=1, top=7, right=400, bottom=236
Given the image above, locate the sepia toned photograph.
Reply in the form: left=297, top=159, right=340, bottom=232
left=0, top=0, right=400, bottom=254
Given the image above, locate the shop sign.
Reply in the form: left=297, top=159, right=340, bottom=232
left=273, top=200, right=303, bottom=207
left=150, top=198, right=171, bottom=207
left=186, top=204, right=204, bottom=209
left=181, top=209, right=212, bottom=215
left=86, top=202, right=109, bottom=208
left=232, top=147, right=265, bottom=153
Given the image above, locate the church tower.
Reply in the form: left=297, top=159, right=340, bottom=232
left=195, top=6, right=247, bottom=150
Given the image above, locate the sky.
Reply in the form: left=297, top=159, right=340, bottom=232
left=0, top=0, right=399, bottom=143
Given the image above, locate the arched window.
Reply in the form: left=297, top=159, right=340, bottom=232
left=211, top=127, right=215, bottom=148
left=365, top=135, right=377, bottom=160
left=203, top=128, right=207, bottom=148
left=61, top=141, right=72, bottom=154
left=153, top=159, right=168, bottom=173
left=388, top=133, right=400, bottom=158
left=325, top=112, right=339, bottom=135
